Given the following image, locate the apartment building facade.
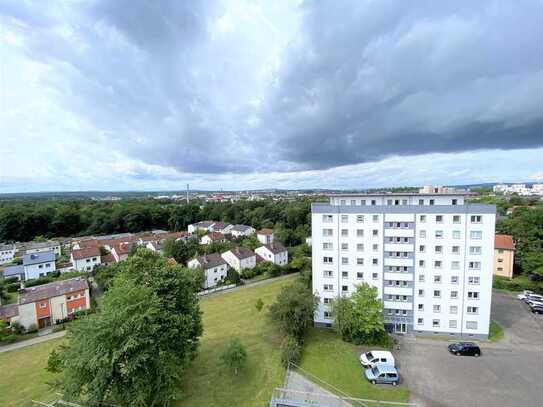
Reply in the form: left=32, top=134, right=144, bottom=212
left=312, top=193, right=495, bottom=339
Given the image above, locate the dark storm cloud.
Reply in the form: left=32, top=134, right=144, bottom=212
left=2, top=0, right=543, bottom=175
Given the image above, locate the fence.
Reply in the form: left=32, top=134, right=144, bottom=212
left=197, top=283, right=236, bottom=296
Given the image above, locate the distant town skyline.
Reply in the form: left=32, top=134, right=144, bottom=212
left=1, top=1, right=543, bottom=193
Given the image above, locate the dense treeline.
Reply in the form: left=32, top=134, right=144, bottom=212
left=0, top=199, right=312, bottom=245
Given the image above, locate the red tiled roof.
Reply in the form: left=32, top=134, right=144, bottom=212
left=72, top=246, right=101, bottom=260
left=76, top=239, right=99, bottom=249
left=257, top=228, right=274, bottom=235
left=114, top=242, right=133, bottom=255
left=19, top=277, right=88, bottom=305
left=495, top=234, right=515, bottom=251
left=101, top=253, right=116, bottom=264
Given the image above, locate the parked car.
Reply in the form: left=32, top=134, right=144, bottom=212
left=531, top=305, right=543, bottom=314
left=448, top=342, right=481, bottom=357
left=359, top=351, right=396, bottom=368
left=364, top=364, right=400, bottom=386
left=527, top=299, right=543, bottom=307
left=524, top=294, right=543, bottom=304
left=517, top=290, right=534, bottom=300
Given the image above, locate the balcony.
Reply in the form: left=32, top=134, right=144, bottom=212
left=384, top=286, right=412, bottom=296
left=384, top=272, right=413, bottom=281
left=384, top=258, right=413, bottom=267
left=384, top=228, right=415, bottom=238
left=383, top=301, right=412, bottom=310
left=384, top=243, right=414, bottom=252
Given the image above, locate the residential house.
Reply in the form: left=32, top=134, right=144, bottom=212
left=146, top=240, right=163, bottom=253
left=209, top=222, right=232, bottom=234
left=228, top=225, right=256, bottom=238
left=19, top=251, right=57, bottom=280
left=188, top=221, right=215, bottom=234
left=111, top=242, right=133, bottom=262
left=3, top=264, right=25, bottom=280
left=494, top=234, right=515, bottom=279
left=256, top=229, right=274, bottom=245
left=0, top=243, right=16, bottom=265
left=0, top=277, right=90, bottom=329
left=201, top=232, right=228, bottom=245
left=25, top=240, right=62, bottom=256
left=221, top=247, right=256, bottom=272
left=71, top=247, right=101, bottom=272
left=255, top=242, right=288, bottom=266
left=188, top=253, right=228, bottom=289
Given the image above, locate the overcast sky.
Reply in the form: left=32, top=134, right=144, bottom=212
left=1, top=0, right=542, bottom=192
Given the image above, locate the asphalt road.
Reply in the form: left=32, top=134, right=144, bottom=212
left=399, top=291, right=543, bottom=407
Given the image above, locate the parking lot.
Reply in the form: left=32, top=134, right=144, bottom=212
left=399, top=291, right=543, bottom=407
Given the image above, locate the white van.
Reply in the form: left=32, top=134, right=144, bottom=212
left=360, top=351, right=395, bottom=368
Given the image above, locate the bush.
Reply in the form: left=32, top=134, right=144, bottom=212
left=7, top=282, right=20, bottom=292
left=3, top=276, right=19, bottom=284
left=10, top=321, right=24, bottom=335
left=493, top=276, right=543, bottom=294
left=280, top=336, right=301, bottom=367
left=26, top=276, right=53, bottom=287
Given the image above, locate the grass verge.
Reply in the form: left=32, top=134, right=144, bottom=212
left=488, top=320, right=504, bottom=342
left=298, top=328, right=409, bottom=403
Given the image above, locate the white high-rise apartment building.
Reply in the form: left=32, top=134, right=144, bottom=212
left=312, top=193, right=496, bottom=339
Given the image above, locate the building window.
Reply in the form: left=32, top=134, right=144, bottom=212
left=39, top=302, right=46, bottom=309
left=372, top=244, right=379, bottom=252
left=419, top=260, right=425, bottom=268
left=433, top=290, right=441, bottom=298
left=340, top=200, right=346, bottom=205
left=432, top=319, right=440, bottom=327
left=419, top=230, right=426, bottom=238
left=497, top=267, right=503, bottom=271
left=468, top=291, right=480, bottom=300
left=435, top=245, right=443, bottom=254
left=39, top=264, right=43, bottom=269
left=469, top=261, right=481, bottom=270
left=451, top=261, right=460, bottom=270
left=372, top=258, right=378, bottom=265
left=341, top=257, right=349, bottom=265
left=356, top=272, right=363, bottom=279
left=323, top=256, right=333, bottom=264
left=434, top=275, right=442, bottom=283
left=450, top=291, right=458, bottom=299
left=497, top=258, right=503, bottom=263
left=356, top=258, right=364, bottom=265
left=466, top=321, right=478, bottom=330
left=470, top=215, right=482, bottom=223
left=469, top=246, right=482, bottom=255
left=350, top=200, right=356, bottom=206
left=450, top=305, right=458, bottom=314
left=418, top=289, right=424, bottom=297
left=372, top=229, right=378, bottom=237
left=434, top=261, right=442, bottom=269
left=342, top=285, right=348, bottom=292
left=372, top=272, right=378, bottom=280
left=468, top=276, right=480, bottom=285
left=433, top=304, right=441, bottom=313
left=371, top=200, right=376, bottom=206
left=467, top=306, right=479, bottom=314
left=341, top=229, right=348, bottom=237
left=323, top=242, right=333, bottom=250
left=323, top=270, right=333, bottom=278
left=470, top=230, right=482, bottom=240
left=418, top=304, right=424, bottom=311
left=452, top=230, right=461, bottom=239
left=453, top=215, right=460, bottom=223
left=341, top=215, right=348, bottom=223
left=356, top=215, right=364, bottom=223
left=436, top=215, right=443, bottom=223
left=357, top=229, right=364, bottom=237
left=372, top=215, right=379, bottom=222
left=420, top=215, right=426, bottom=223
left=449, top=320, right=457, bottom=329
left=357, top=243, right=364, bottom=251
left=324, top=284, right=334, bottom=292
left=419, top=245, right=425, bottom=253
left=323, top=229, right=333, bottom=236
left=324, top=311, right=332, bottom=319
left=323, top=298, right=332, bottom=304
left=435, top=230, right=443, bottom=239
left=451, top=275, right=459, bottom=284
left=323, top=215, right=333, bottom=223
left=341, top=243, right=348, bottom=251
left=419, top=274, right=425, bottom=282
left=417, top=318, right=424, bottom=325
left=45, top=263, right=51, bottom=268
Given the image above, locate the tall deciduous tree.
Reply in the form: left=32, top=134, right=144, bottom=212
left=332, top=283, right=385, bottom=345
left=269, top=281, right=319, bottom=343
left=49, top=250, right=203, bottom=407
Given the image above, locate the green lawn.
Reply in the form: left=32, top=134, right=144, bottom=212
left=489, top=320, right=504, bottom=342
left=0, top=338, right=64, bottom=407
left=299, top=328, right=409, bottom=403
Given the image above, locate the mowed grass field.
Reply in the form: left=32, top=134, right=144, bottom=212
left=1, top=275, right=408, bottom=406
left=0, top=276, right=296, bottom=407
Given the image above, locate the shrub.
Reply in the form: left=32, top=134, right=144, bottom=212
left=280, top=336, right=301, bottom=367
left=255, top=298, right=264, bottom=312
left=7, top=282, right=20, bottom=292
left=493, top=276, right=543, bottom=294
left=220, top=337, right=247, bottom=375
left=10, top=321, right=24, bottom=335
left=26, top=276, right=53, bottom=287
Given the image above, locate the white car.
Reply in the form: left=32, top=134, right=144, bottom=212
left=524, top=294, right=543, bottom=304
left=360, top=351, right=395, bottom=368
left=517, top=290, right=534, bottom=300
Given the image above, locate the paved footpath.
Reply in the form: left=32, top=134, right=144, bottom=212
left=201, top=272, right=299, bottom=298
left=0, top=330, right=66, bottom=354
